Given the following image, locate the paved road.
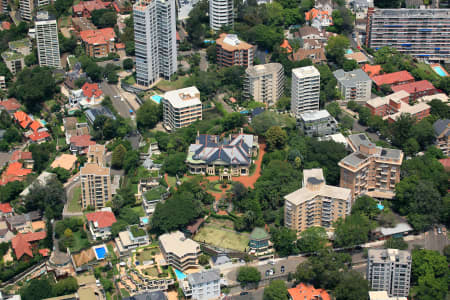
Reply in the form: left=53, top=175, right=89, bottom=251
left=100, top=81, right=134, bottom=119
left=352, top=119, right=380, bottom=141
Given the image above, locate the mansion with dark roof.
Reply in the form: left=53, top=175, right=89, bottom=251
left=186, top=130, right=258, bottom=177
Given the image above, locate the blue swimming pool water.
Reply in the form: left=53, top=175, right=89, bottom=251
left=433, top=66, right=447, bottom=77
left=39, top=120, right=47, bottom=126
left=174, top=268, right=187, bottom=280
left=346, top=49, right=354, bottom=54
left=151, top=95, right=163, bottom=104
left=95, top=246, right=107, bottom=259
left=377, top=204, right=384, bottom=211
left=142, top=217, right=149, bottom=224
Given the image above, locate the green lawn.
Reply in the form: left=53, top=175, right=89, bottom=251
left=144, top=186, right=166, bottom=201
left=123, top=75, right=136, bottom=85
left=77, top=114, right=87, bottom=123
left=70, top=231, right=90, bottom=252
left=194, top=225, right=250, bottom=252
left=142, top=266, right=159, bottom=277
left=156, top=76, right=189, bottom=91
left=136, top=248, right=159, bottom=264
left=131, top=206, right=146, bottom=217
left=120, top=289, right=130, bottom=298
left=59, top=16, right=71, bottom=27
left=166, top=176, right=176, bottom=187
left=68, top=187, right=82, bottom=212
left=107, top=244, right=117, bottom=260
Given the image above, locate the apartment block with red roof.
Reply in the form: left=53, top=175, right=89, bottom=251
left=72, top=0, right=110, bottom=18
left=11, top=231, right=46, bottom=260
left=86, top=208, right=116, bottom=240
left=371, top=70, right=415, bottom=90
left=288, top=283, right=331, bottom=300
left=80, top=28, right=116, bottom=58
left=391, top=80, right=438, bottom=102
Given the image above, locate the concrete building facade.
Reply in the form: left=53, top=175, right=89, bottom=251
left=182, top=269, right=221, bottom=300
left=244, top=63, right=284, bottom=107
left=366, top=8, right=450, bottom=63
left=133, top=0, right=177, bottom=87
left=339, top=133, right=403, bottom=200
left=291, top=66, right=320, bottom=118
left=35, top=11, right=61, bottom=68
left=80, top=163, right=112, bottom=209
left=367, top=249, right=412, bottom=297
left=158, top=231, right=201, bottom=271
left=209, top=0, right=233, bottom=31
left=162, top=86, right=202, bottom=131
left=1, top=51, right=24, bottom=75
left=284, top=168, right=352, bottom=233
left=333, top=68, right=372, bottom=101
left=216, top=34, right=254, bottom=68
left=298, top=109, right=338, bottom=137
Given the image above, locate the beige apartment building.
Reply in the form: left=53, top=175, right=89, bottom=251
left=159, top=231, right=201, bottom=271
left=87, top=144, right=106, bottom=166
left=284, top=168, right=352, bottom=233
left=80, top=162, right=111, bottom=209
left=244, top=63, right=284, bottom=107
left=162, top=86, right=203, bottom=131
left=339, top=133, right=403, bottom=200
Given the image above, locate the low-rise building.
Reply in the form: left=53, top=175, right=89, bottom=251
left=345, top=51, right=369, bottom=64
left=158, top=231, right=201, bottom=271
left=298, top=110, right=338, bottom=137
left=371, top=71, right=414, bottom=90
left=19, top=171, right=56, bottom=199
left=317, top=133, right=348, bottom=147
left=284, top=168, right=352, bottom=233
left=5, top=211, right=41, bottom=233
left=291, top=48, right=326, bottom=64
left=369, top=291, right=407, bottom=300
left=0, top=203, right=13, bottom=218
left=366, top=91, right=431, bottom=123
left=11, top=150, right=34, bottom=169
left=85, top=106, right=116, bottom=124
left=216, top=33, right=254, bottom=68
left=0, top=98, right=21, bottom=113
left=86, top=208, right=117, bottom=240
left=0, top=162, right=32, bottom=186
left=70, top=135, right=96, bottom=155
left=367, top=249, right=411, bottom=297
left=63, top=117, right=89, bottom=145
left=305, top=8, right=333, bottom=31
left=0, top=221, right=15, bottom=243
left=288, top=283, right=331, bottom=300
left=372, top=222, right=413, bottom=240
left=1, top=51, right=24, bottom=74
left=433, top=119, right=450, bottom=156
left=162, top=86, right=202, bottom=131
left=339, top=133, right=403, bottom=200
left=187, top=131, right=258, bottom=177
left=391, top=80, right=438, bottom=101
left=11, top=231, right=46, bottom=260
left=115, top=226, right=149, bottom=255
left=80, top=28, right=116, bottom=58
left=244, top=63, right=284, bottom=107
left=333, top=68, right=372, bottom=101
left=181, top=269, right=221, bottom=300
left=362, top=64, right=382, bottom=78
left=72, top=0, right=109, bottom=17
left=248, top=227, right=271, bottom=255
left=8, top=38, right=32, bottom=56
left=51, top=154, right=78, bottom=171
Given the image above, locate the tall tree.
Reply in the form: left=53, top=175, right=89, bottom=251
left=263, top=280, right=288, bottom=300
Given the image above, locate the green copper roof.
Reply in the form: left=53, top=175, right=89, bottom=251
left=250, top=227, right=270, bottom=241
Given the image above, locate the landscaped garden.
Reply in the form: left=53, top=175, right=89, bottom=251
left=135, top=247, right=160, bottom=265
left=144, top=186, right=167, bottom=201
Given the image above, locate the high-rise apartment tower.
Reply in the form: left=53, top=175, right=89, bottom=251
left=209, top=0, right=233, bottom=31
left=35, top=11, right=61, bottom=68
left=291, top=66, right=320, bottom=118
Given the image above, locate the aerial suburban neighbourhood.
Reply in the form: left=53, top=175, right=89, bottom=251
left=0, top=0, right=448, bottom=298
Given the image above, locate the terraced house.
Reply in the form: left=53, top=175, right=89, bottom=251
left=186, top=130, right=258, bottom=177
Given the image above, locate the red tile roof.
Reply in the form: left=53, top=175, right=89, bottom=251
left=29, top=120, right=43, bottom=133
left=70, top=134, right=95, bottom=147
left=391, top=80, right=436, bottom=95
left=115, top=42, right=125, bottom=49
left=39, top=248, right=50, bottom=257
left=29, top=131, right=50, bottom=142
left=439, top=158, right=450, bottom=171
left=280, top=39, right=293, bottom=53
left=82, top=82, right=103, bottom=99
left=0, top=203, right=12, bottom=213
left=12, top=231, right=46, bottom=259
left=11, top=150, right=32, bottom=161
left=176, top=32, right=180, bottom=41
left=362, top=64, right=382, bottom=77
left=86, top=211, right=117, bottom=228
left=73, top=0, right=108, bottom=14
left=305, top=8, right=332, bottom=23
left=0, top=162, right=32, bottom=185
left=288, top=283, right=331, bottom=300
left=0, top=98, right=21, bottom=111
left=112, top=2, right=120, bottom=12
left=80, top=28, right=116, bottom=46
left=14, top=111, right=32, bottom=129
left=2, top=22, right=11, bottom=30
left=372, top=70, right=414, bottom=87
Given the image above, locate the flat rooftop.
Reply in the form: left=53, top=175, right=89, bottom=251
left=292, top=65, right=320, bottom=79
left=163, top=86, right=201, bottom=109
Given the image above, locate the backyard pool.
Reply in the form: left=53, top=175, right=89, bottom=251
left=174, top=268, right=186, bottom=280
left=94, top=245, right=108, bottom=260
left=433, top=66, right=448, bottom=77
left=346, top=49, right=354, bottom=54
left=377, top=204, right=384, bottom=211
left=151, top=95, right=163, bottom=104
left=141, top=217, right=149, bottom=225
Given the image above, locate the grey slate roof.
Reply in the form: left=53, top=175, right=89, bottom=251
left=433, top=119, right=450, bottom=136
left=123, top=291, right=166, bottom=300
left=212, top=255, right=231, bottom=265
left=85, top=106, right=116, bottom=124
left=187, top=269, right=220, bottom=286
left=333, top=68, right=371, bottom=88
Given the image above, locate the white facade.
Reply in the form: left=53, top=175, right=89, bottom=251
left=133, top=0, right=177, bottom=87
left=19, top=0, right=33, bottom=22
left=35, top=11, right=61, bottom=68
left=209, top=0, right=233, bottom=31
left=333, top=69, right=372, bottom=101
left=291, top=66, right=320, bottom=118
left=244, top=63, right=284, bottom=107
left=163, top=86, right=202, bottom=131
left=183, top=270, right=221, bottom=300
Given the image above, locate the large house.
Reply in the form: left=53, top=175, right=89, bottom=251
left=86, top=208, right=117, bottom=240
left=12, top=231, right=46, bottom=260
left=186, top=130, right=258, bottom=177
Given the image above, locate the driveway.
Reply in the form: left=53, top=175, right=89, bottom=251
left=100, top=81, right=134, bottom=119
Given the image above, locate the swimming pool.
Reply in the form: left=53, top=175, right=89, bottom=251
left=141, top=217, right=149, bottom=224
left=94, top=245, right=107, bottom=260
left=174, top=268, right=186, bottom=280
left=151, top=95, right=163, bottom=104
left=346, top=49, right=354, bottom=54
left=377, top=204, right=384, bottom=211
left=433, top=66, right=448, bottom=77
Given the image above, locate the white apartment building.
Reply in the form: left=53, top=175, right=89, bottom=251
left=163, top=86, right=202, bottom=131
left=133, top=0, right=177, bottom=87
left=333, top=68, right=372, bottom=101
left=291, top=66, right=320, bottom=118
left=35, top=11, right=61, bottom=68
left=80, top=162, right=112, bottom=209
left=209, top=0, right=233, bottom=31
left=244, top=63, right=284, bottom=107
left=182, top=269, right=221, bottom=300
left=367, top=249, right=412, bottom=297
